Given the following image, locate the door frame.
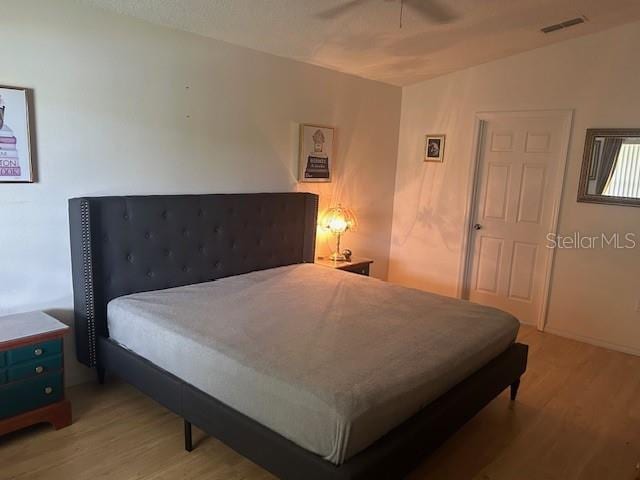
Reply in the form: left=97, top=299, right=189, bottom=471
left=457, top=110, right=573, bottom=330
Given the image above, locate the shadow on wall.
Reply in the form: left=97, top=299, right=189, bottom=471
left=44, top=307, right=93, bottom=386
left=292, top=88, right=398, bottom=274
left=303, top=2, right=552, bottom=84
left=389, top=72, right=481, bottom=295
left=392, top=76, right=472, bottom=246
left=293, top=98, right=363, bottom=256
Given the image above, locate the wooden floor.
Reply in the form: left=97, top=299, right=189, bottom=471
left=1, top=326, right=639, bottom=480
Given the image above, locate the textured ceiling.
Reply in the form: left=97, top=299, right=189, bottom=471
left=79, top=0, right=640, bottom=86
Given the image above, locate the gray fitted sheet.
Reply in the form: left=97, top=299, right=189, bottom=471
left=107, top=263, right=519, bottom=464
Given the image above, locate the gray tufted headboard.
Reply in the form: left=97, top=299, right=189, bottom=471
left=69, top=192, right=318, bottom=367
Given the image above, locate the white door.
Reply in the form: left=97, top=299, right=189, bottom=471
left=465, top=111, right=571, bottom=326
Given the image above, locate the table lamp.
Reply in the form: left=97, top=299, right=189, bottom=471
left=320, top=204, right=357, bottom=261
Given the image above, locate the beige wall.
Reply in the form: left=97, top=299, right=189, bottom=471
left=389, top=21, right=640, bottom=355
left=1, top=0, right=401, bottom=384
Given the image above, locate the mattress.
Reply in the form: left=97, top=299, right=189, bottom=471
left=107, top=263, right=519, bottom=464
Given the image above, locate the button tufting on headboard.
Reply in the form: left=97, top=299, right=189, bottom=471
left=69, top=192, right=318, bottom=368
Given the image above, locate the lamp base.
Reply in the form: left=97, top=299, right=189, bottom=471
left=328, top=252, right=347, bottom=262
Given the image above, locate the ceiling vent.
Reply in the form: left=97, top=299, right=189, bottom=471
left=541, top=16, right=587, bottom=34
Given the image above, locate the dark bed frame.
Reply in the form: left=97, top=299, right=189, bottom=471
left=69, top=192, right=528, bottom=480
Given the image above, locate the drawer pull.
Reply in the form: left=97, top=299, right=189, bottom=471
left=34, top=348, right=43, bottom=356
left=35, top=365, right=44, bottom=374
left=44, top=386, right=53, bottom=395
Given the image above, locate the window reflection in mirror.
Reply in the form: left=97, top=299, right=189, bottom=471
left=579, top=129, right=640, bottom=207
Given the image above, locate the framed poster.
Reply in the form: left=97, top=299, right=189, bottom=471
left=299, top=124, right=335, bottom=183
left=424, top=134, right=446, bottom=163
left=0, top=85, right=33, bottom=183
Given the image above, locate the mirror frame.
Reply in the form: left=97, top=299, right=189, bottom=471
left=577, top=128, right=640, bottom=208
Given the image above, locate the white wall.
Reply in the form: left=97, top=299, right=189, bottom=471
left=1, top=0, right=401, bottom=384
left=389, top=21, right=640, bottom=355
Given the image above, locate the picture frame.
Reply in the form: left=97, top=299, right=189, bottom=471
left=0, top=85, right=33, bottom=183
left=299, top=124, right=335, bottom=183
left=424, top=134, right=446, bottom=163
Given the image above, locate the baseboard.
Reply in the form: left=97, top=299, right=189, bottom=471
left=544, top=326, right=640, bottom=357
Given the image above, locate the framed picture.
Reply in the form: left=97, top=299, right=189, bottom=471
left=299, top=124, right=335, bottom=183
left=424, top=134, right=446, bottom=162
left=0, top=85, right=33, bottom=183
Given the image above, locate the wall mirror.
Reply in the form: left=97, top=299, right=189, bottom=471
left=578, top=128, right=640, bottom=207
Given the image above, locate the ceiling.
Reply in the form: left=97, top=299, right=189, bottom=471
left=79, top=0, right=640, bottom=86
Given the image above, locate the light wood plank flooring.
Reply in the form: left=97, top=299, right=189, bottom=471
left=1, top=326, right=639, bottom=480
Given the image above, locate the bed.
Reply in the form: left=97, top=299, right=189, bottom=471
left=69, top=192, right=528, bottom=480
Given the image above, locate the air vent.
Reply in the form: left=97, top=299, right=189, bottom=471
left=541, top=16, right=586, bottom=34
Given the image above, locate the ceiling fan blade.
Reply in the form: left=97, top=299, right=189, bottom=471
left=316, top=0, right=370, bottom=20
left=404, top=0, right=458, bottom=23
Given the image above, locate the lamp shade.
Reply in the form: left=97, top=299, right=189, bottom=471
left=320, top=204, right=357, bottom=234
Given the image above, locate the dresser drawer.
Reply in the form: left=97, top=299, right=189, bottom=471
left=0, top=369, right=6, bottom=385
left=7, top=354, right=62, bottom=383
left=6, top=339, right=62, bottom=366
left=0, top=351, right=5, bottom=368
left=0, top=372, right=63, bottom=420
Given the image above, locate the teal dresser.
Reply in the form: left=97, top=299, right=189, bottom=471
left=0, top=311, right=72, bottom=436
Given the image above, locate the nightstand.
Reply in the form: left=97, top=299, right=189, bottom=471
left=0, top=311, right=72, bottom=436
left=315, top=256, right=374, bottom=276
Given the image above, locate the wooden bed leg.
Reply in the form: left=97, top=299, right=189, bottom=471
left=510, top=379, right=521, bottom=401
left=96, top=366, right=106, bottom=385
left=184, top=420, right=193, bottom=452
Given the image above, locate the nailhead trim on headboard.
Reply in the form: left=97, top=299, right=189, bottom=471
left=80, top=200, right=97, bottom=367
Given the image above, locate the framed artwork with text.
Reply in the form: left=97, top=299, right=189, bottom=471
left=299, top=124, right=335, bottom=183
left=0, top=86, right=33, bottom=183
